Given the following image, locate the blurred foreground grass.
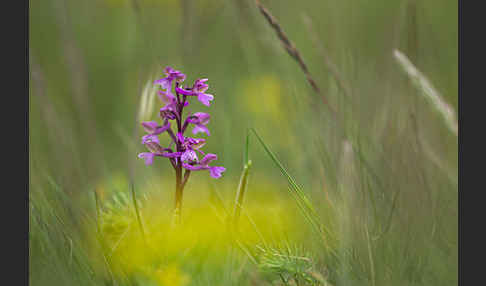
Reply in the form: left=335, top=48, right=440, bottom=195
left=30, top=0, right=457, bottom=285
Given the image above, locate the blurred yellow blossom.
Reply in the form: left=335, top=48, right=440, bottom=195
left=154, top=263, right=190, bottom=286
left=242, top=75, right=282, bottom=120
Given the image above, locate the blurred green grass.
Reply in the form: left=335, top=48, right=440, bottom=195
left=29, top=0, right=457, bottom=285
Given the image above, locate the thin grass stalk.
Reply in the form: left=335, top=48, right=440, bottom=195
left=381, top=186, right=401, bottom=237
left=250, top=128, right=337, bottom=258
left=93, top=190, right=117, bottom=285
left=409, top=113, right=433, bottom=205
left=235, top=0, right=255, bottom=29
left=253, top=2, right=391, bottom=213
left=302, top=14, right=396, bottom=215
left=364, top=223, right=376, bottom=286
left=94, top=190, right=102, bottom=235
left=393, top=49, right=458, bottom=136
left=233, top=130, right=252, bottom=227
left=181, top=0, right=195, bottom=63
left=254, top=0, right=335, bottom=116
left=51, top=0, right=103, bottom=183
left=250, top=129, right=313, bottom=212
left=130, top=78, right=157, bottom=194
left=302, top=14, right=352, bottom=100
left=130, top=182, right=147, bottom=243
left=52, top=0, right=91, bottom=117
left=233, top=161, right=252, bottom=227
left=130, top=0, right=140, bottom=15
left=241, top=206, right=269, bottom=249
left=406, top=0, right=418, bottom=63
left=30, top=52, right=86, bottom=187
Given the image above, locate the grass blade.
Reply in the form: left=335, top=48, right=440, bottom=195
left=250, top=128, right=336, bottom=255
left=130, top=182, right=147, bottom=243
left=233, top=161, right=252, bottom=227
left=233, top=130, right=253, bottom=226
left=393, top=49, right=458, bottom=136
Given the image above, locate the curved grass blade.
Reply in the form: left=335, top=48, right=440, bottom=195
left=393, top=49, right=458, bottom=136
left=250, top=128, right=336, bottom=255
left=233, top=129, right=253, bottom=226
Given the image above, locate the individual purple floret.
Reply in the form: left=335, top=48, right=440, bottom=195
left=141, top=120, right=170, bottom=144
left=138, top=66, right=225, bottom=222
left=175, top=78, right=214, bottom=106
left=154, top=67, right=186, bottom=90
left=182, top=153, right=226, bottom=178
left=185, top=112, right=210, bottom=136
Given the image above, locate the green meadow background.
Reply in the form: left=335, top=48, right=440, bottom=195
left=29, top=0, right=457, bottom=285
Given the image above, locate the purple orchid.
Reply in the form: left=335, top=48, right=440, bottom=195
left=175, top=78, right=214, bottom=106
left=154, top=67, right=186, bottom=90
left=141, top=120, right=171, bottom=144
left=184, top=112, right=210, bottom=136
left=182, top=153, right=226, bottom=178
left=138, top=135, right=182, bottom=165
left=138, top=66, right=225, bottom=222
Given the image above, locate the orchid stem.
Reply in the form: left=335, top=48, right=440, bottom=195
left=174, top=164, right=183, bottom=225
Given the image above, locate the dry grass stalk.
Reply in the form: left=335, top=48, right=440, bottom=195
left=233, top=161, right=252, bottom=227
left=393, top=49, right=458, bottom=136
left=130, top=0, right=140, bottom=15
left=30, top=52, right=85, bottom=186
left=254, top=0, right=332, bottom=109
left=253, top=2, right=390, bottom=202
left=181, top=0, right=195, bottom=63
left=302, top=14, right=352, bottom=99
left=30, top=53, right=64, bottom=147
left=52, top=0, right=103, bottom=182
left=52, top=0, right=94, bottom=128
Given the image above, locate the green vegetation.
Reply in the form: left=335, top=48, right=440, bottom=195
left=30, top=0, right=457, bottom=285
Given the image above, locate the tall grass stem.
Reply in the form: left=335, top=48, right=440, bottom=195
left=130, top=182, right=147, bottom=243
left=393, top=49, right=458, bottom=136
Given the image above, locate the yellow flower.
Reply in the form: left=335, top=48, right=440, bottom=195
left=242, top=75, right=282, bottom=120
left=154, top=263, right=190, bottom=286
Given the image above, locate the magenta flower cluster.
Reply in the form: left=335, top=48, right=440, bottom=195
left=138, top=67, right=225, bottom=179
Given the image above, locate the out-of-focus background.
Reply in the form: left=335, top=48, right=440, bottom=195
left=29, top=0, right=457, bottom=285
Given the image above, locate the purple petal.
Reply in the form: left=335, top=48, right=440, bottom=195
left=154, top=120, right=171, bottom=134
left=158, top=90, right=176, bottom=104
left=160, top=105, right=176, bottom=120
left=142, top=134, right=160, bottom=144
left=175, top=73, right=186, bottom=83
left=145, top=141, right=164, bottom=153
left=199, top=153, right=217, bottom=165
left=209, top=166, right=226, bottom=178
left=142, top=121, right=159, bottom=133
left=138, top=153, right=155, bottom=165
left=193, top=112, right=210, bottom=124
left=154, top=77, right=172, bottom=90
left=186, top=116, right=198, bottom=124
left=160, top=152, right=182, bottom=158
left=142, top=120, right=170, bottom=135
left=194, top=79, right=209, bottom=93
left=165, top=67, right=186, bottom=83
left=191, top=138, right=206, bottom=149
left=181, top=149, right=198, bottom=163
left=164, top=66, right=175, bottom=75
left=182, top=163, right=207, bottom=171
left=197, top=93, right=214, bottom=106
left=192, top=124, right=210, bottom=136
left=175, top=87, right=194, bottom=96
